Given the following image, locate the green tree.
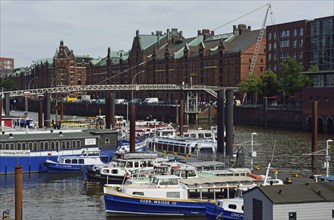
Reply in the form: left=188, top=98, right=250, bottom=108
left=238, top=74, right=262, bottom=104
left=278, top=57, right=309, bottom=96
left=1, top=79, right=17, bottom=91
left=259, top=71, right=279, bottom=97
left=308, top=64, right=320, bottom=72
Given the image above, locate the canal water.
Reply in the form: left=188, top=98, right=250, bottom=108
left=0, top=113, right=333, bottom=219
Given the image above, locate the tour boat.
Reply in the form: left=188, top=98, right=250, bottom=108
left=43, top=148, right=106, bottom=174
left=103, top=175, right=258, bottom=216
left=0, top=129, right=116, bottom=174
left=85, top=152, right=166, bottom=185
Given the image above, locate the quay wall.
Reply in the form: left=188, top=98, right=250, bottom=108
left=17, top=100, right=303, bottom=130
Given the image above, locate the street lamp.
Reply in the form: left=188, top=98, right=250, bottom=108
left=326, top=139, right=333, bottom=177
left=25, top=76, right=39, bottom=113
left=131, top=70, right=144, bottom=101
left=250, top=132, right=257, bottom=170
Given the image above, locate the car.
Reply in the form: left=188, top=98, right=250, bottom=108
left=115, top=99, right=127, bottom=104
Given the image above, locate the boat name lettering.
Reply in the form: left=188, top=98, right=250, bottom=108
left=0, top=150, right=31, bottom=156
left=140, top=199, right=171, bottom=205
left=231, top=213, right=244, bottom=217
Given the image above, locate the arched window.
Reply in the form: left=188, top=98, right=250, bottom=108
left=5, top=143, right=9, bottom=150
left=72, top=140, right=77, bottom=148
left=28, top=142, right=33, bottom=150
left=77, top=140, right=81, bottom=147
left=10, top=143, right=15, bottom=150
left=17, top=143, right=22, bottom=150
left=40, top=142, right=44, bottom=150
left=0, top=143, right=3, bottom=150
left=22, top=143, right=26, bottom=150
left=45, top=142, right=49, bottom=150
left=66, top=141, right=71, bottom=148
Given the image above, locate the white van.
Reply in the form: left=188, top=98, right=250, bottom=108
left=115, top=99, right=127, bottom=104
left=143, top=97, right=159, bottom=104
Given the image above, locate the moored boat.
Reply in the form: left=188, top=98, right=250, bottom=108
left=0, top=129, right=118, bottom=174
left=103, top=175, right=259, bottom=216
left=43, top=148, right=106, bottom=174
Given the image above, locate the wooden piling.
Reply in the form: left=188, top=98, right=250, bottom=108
left=15, top=164, right=23, bottom=220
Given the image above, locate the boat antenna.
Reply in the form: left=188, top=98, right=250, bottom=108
left=263, top=140, right=276, bottom=186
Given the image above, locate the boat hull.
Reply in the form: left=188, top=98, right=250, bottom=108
left=206, top=202, right=244, bottom=220
left=85, top=167, right=126, bottom=185
left=104, top=191, right=207, bottom=216
left=45, top=163, right=83, bottom=174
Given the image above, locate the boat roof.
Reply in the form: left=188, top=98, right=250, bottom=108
left=180, top=176, right=255, bottom=187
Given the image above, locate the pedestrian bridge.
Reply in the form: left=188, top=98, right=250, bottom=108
left=5, top=84, right=238, bottom=99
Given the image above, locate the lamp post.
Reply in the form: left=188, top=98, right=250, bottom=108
left=250, top=132, right=257, bottom=170
left=131, top=70, right=144, bottom=101
left=25, top=76, right=39, bottom=113
left=326, top=139, right=333, bottom=177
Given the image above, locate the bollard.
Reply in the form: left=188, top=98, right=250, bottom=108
left=15, top=164, right=23, bottom=220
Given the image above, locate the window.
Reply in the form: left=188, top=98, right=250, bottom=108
left=268, top=32, right=272, bottom=40
left=268, top=43, right=272, bottom=51
left=293, top=29, right=297, bottom=36
left=228, top=204, right=237, bottom=209
left=167, top=192, right=180, bottom=198
left=299, top=28, right=304, bottom=36
left=289, top=212, right=297, bottom=220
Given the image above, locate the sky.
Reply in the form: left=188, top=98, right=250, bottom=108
left=1, top=0, right=333, bottom=68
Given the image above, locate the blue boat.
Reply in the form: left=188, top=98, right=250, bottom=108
left=43, top=148, right=106, bottom=174
left=206, top=198, right=244, bottom=220
left=104, top=175, right=255, bottom=216
left=0, top=129, right=117, bottom=174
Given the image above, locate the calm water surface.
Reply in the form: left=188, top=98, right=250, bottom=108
left=0, top=124, right=333, bottom=220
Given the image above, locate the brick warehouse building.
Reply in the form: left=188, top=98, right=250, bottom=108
left=86, top=25, right=266, bottom=103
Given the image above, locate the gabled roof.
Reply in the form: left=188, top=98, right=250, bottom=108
left=139, top=34, right=168, bottom=51
left=223, top=29, right=262, bottom=53
left=245, top=182, right=334, bottom=204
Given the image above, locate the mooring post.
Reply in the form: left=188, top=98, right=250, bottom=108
left=38, top=100, right=43, bottom=128
left=15, top=164, right=23, bottom=220
left=179, top=100, right=184, bottom=136
left=263, top=97, right=268, bottom=129
left=130, top=104, right=136, bottom=153
left=312, top=101, right=318, bottom=171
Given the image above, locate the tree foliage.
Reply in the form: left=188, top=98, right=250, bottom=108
left=1, top=79, right=17, bottom=91
left=238, top=74, right=261, bottom=93
left=278, top=57, right=309, bottom=95
left=259, top=71, right=279, bottom=97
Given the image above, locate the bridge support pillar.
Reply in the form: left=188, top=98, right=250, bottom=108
left=44, top=92, right=51, bottom=128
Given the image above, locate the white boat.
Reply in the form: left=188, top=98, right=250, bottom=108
left=43, top=148, right=106, bottom=174
left=145, top=136, right=216, bottom=159
left=85, top=152, right=167, bottom=185
left=103, top=175, right=258, bottom=216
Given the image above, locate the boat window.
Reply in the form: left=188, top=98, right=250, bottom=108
left=200, top=148, right=213, bottom=153
left=134, top=161, right=139, bottom=168
left=228, top=204, right=237, bottom=210
left=10, top=143, right=15, bottom=150
left=5, top=143, right=9, bottom=150
left=168, top=145, right=173, bottom=152
left=77, top=140, right=81, bottom=147
left=167, top=192, right=180, bottom=198
left=17, top=143, right=22, bottom=150
left=72, top=159, right=78, bottom=164
left=112, top=169, right=118, bottom=174
left=56, top=141, right=60, bottom=150
left=147, top=161, right=154, bottom=167
left=198, top=133, right=204, bottom=139
left=103, top=169, right=110, bottom=174
left=62, top=141, right=66, bottom=149
left=45, top=142, right=49, bottom=150
left=132, top=192, right=144, bottom=196
left=159, top=178, right=179, bottom=186
left=126, top=162, right=133, bottom=168
left=105, top=138, right=110, bottom=144
left=65, top=159, right=71, bottom=163
left=79, top=159, right=84, bottom=164
left=163, top=144, right=168, bottom=152
left=72, top=140, right=77, bottom=148
left=28, top=142, right=33, bottom=150
left=34, top=142, right=39, bottom=150
left=0, top=143, right=2, bottom=150
left=66, top=141, right=70, bottom=148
